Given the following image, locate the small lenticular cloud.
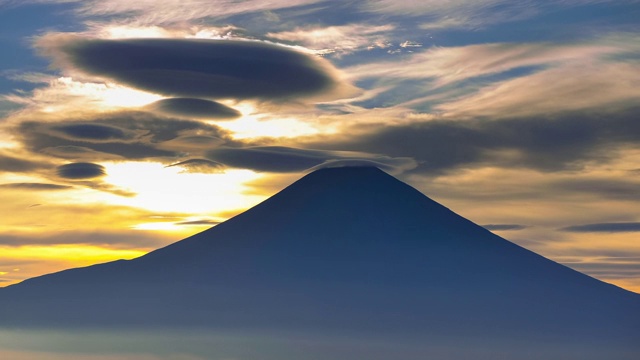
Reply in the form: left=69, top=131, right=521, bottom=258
left=56, top=162, right=106, bottom=179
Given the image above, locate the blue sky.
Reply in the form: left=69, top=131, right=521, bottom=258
left=0, top=0, right=639, bottom=295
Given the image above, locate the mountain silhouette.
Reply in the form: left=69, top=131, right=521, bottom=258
left=1, top=166, right=638, bottom=358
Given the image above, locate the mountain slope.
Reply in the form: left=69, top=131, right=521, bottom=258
left=1, top=167, right=638, bottom=357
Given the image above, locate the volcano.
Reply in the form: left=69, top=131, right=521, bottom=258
left=1, top=166, right=638, bottom=358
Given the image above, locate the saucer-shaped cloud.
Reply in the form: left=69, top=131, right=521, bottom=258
left=51, top=123, right=132, bottom=142
left=40, top=36, right=351, bottom=101
left=146, top=98, right=241, bottom=120
left=56, top=162, right=106, bottom=179
left=207, top=146, right=416, bottom=173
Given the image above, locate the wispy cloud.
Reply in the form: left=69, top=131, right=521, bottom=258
left=267, top=24, right=394, bottom=54
left=8, top=0, right=322, bottom=24
left=437, top=62, right=640, bottom=118
left=165, top=159, right=225, bottom=174
left=346, top=42, right=618, bottom=86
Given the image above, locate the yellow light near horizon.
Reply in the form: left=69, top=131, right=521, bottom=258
left=0, top=245, right=145, bottom=263
left=102, top=161, right=266, bottom=215
left=0, top=245, right=147, bottom=287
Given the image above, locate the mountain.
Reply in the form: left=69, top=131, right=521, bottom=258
left=1, top=166, right=639, bottom=358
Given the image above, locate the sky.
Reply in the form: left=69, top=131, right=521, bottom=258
left=0, top=0, right=639, bottom=293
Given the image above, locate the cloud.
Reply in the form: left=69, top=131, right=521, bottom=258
left=338, top=39, right=640, bottom=115
left=482, top=224, right=528, bottom=231
left=17, top=111, right=238, bottom=161
left=561, top=222, right=640, bottom=233
left=165, top=159, right=225, bottom=174
left=266, top=24, right=394, bottom=54
left=157, top=135, right=226, bottom=152
left=37, top=36, right=354, bottom=102
left=66, top=0, right=322, bottom=24
left=51, top=123, right=133, bottom=142
left=56, top=162, right=106, bottom=179
left=145, top=98, right=241, bottom=120
left=206, top=146, right=417, bottom=173
left=0, top=183, right=72, bottom=190
left=41, top=146, right=125, bottom=160
left=437, top=62, right=640, bottom=118
left=301, top=106, right=640, bottom=174
left=308, top=159, right=415, bottom=175
left=362, top=0, right=627, bottom=28
left=0, top=154, right=49, bottom=173
left=548, top=178, right=640, bottom=202
left=175, top=219, right=221, bottom=226
left=345, top=42, right=618, bottom=86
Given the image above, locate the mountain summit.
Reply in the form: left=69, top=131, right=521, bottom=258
left=1, top=166, right=639, bottom=358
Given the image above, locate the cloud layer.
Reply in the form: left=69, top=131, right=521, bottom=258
left=38, top=36, right=352, bottom=101
left=146, top=98, right=241, bottom=120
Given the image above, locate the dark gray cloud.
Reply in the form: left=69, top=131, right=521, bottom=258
left=207, top=146, right=415, bottom=173
left=158, top=135, right=226, bottom=151
left=561, top=222, right=640, bottom=233
left=56, top=162, right=105, bottom=179
left=44, top=37, right=347, bottom=101
left=146, top=98, right=241, bottom=120
left=0, top=182, right=72, bottom=190
left=165, top=159, right=226, bottom=174
left=41, top=146, right=124, bottom=160
left=18, top=111, right=239, bottom=161
left=0, top=154, right=49, bottom=173
left=176, top=220, right=221, bottom=226
left=482, top=224, right=528, bottom=231
left=51, top=123, right=131, bottom=142
left=303, top=106, right=640, bottom=174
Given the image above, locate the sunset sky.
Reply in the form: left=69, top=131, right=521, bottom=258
left=0, top=0, right=639, bottom=293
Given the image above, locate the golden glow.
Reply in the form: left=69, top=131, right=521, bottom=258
left=98, top=24, right=237, bottom=40
left=0, top=245, right=144, bottom=262
left=56, top=77, right=163, bottom=108
left=0, top=245, right=146, bottom=286
left=222, top=114, right=320, bottom=139
left=102, top=161, right=266, bottom=214
left=25, top=77, right=163, bottom=113
left=101, top=25, right=178, bottom=39
left=133, top=222, right=185, bottom=231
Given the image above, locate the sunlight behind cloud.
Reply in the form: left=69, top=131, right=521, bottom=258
left=222, top=115, right=320, bottom=139
left=7, top=77, right=164, bottom=113
left=102, top=161, right=266, bottom=214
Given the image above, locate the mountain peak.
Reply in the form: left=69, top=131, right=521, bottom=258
left=1, top=167, right=639, bottom=358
